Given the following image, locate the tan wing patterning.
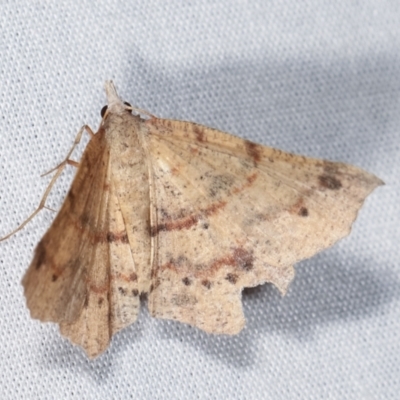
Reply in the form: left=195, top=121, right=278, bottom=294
left=15, top=81, right=382, bottom=358
left=145, top=118, right=383, bottom=334
left=22, top=130, right=140, bottom=358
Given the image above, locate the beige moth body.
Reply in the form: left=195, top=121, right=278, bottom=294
left=11, top=81, right=382, bottom=358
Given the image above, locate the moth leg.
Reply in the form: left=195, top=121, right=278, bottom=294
left=0, top=163, right=65, bottom=241
left=65, top=159, right=80, bottom=168
left=0, top=125, right=94, bottom=242
left=42, top=125, right=94, bottom=177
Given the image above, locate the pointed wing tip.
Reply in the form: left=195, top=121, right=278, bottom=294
left=364, top=173, right=384, bottom=197
left=375, top=176, right=385, bottom=187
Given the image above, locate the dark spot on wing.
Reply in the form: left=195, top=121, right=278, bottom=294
left=118, top=287, right=127, bottom=296
left=107, top=232, right=116, bottom=242
left=182, top=277, right=191, bottom=286
left=51, top=274, right=58, bottom=282
left=67, top=189, right=75, bottom=203
left=129, top=273, right=138, bottom=282
left=80, top=212, right=90, bottom=226
left=34, top=240, right=46, bottom=270
left=318, top=175, right=342, bottom=190
left=98, top=297, right=104, bottom=306
left=245, top=140, right=262, bottom=164
left=226, top=273, right=238, bottom=284
left=132, top=289, right=139, bottom=297
left=298, top=207, right=309, bottom=217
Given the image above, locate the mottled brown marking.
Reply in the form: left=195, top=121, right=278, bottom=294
left=84, top=294, right=89, bottom=308
left=171, top=166, right=180, bottom=175
left=132, top=289, right=139, bottom=297
left=193, top=126, right=205, bottom=142
left=245, top=140, right=262, bottom=163
left=118, top=287, right=127, bottom=295
left=98, top=297, right=104, bottom=306
left=89, top=282, right=108, bottom=295
left=182, top=277, right=191, bottom=286
left=150, top=226, right=157, bottom=237
left=129, top=272, right=138, bottom=282
left=232, top=172, right=258, bottom=195
left=80, top=212, right=90, bottom=226
left=201, top=279, right=212, bottom=289
left=246, top=173, right=257, bottom=185
left=73, top=217, right=129, bottom=244
left=152, top=200, right=227, bottom=236
left=208, top=174, right=235, bottom=197
left=51, top=274, right=58, bottom=282
left=149, top=278, right=161, bottom=293
left=67, top=189, right=75, bottom=203
left=150, top=268, right=158, bottom=279
left=107, top=232, right=116, bottom=242
left=189, top=146, right=199, bottom=155
left=113, top=271, right=138, bottom=283
left=233, top=247, right=254, bottom=271
left=155, top=214, right=198, bottom=234
left=34, top=240, right=46, bottom=270
left=159, top=247, right=255, bottom=280
left=323, top=161, right=340, bottom=175
left=106, top=231, right=129, bottom=243
left=208, top=254, right=235, bottom=272
left=204, top=200, right=227, bottom=217
left=319, top=175, right=342, bottom=190
left=171, top=293, right=198, bottom=306
left=289, top=197, right=308, bottom=216
left=226, top=273, right=238, bottom=284
left=299, top=207, right=309, bottom=217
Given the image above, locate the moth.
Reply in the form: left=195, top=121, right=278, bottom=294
left=1, top=81, right=383, bottom=358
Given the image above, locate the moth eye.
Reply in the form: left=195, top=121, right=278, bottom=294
left=101, top=105, right=108, bottom=118
left=124, top=101, right=132, bottom=112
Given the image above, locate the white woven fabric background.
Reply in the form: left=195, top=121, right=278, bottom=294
left=0, top=1, right=399, bottom=399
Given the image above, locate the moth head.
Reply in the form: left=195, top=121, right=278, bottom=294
left=102, top=80, right=133, bottom=119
